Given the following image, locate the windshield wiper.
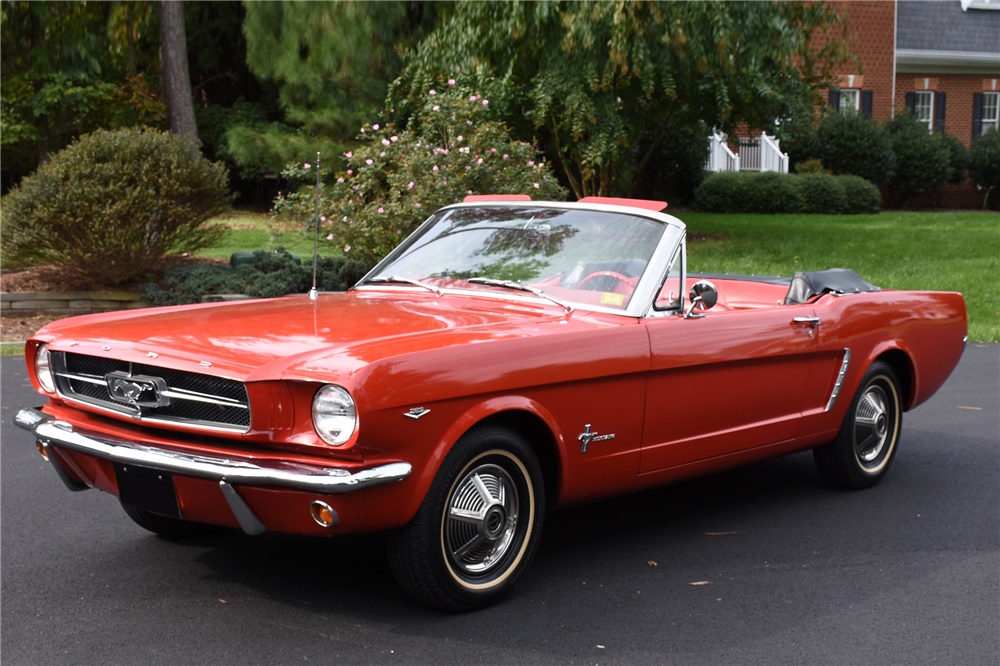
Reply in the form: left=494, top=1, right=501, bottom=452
left=467, top=278, right=573, bottom=314
left=365, top=275, right=442, bottom=296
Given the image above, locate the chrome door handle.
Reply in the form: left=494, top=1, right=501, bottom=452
left=793, top=316, right=821, bottom=328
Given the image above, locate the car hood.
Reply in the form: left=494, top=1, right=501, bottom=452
left=34, top=290, right=629, bottom=384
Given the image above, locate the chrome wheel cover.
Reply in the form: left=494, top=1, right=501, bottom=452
left=855, top=384, right=891, bottom=466
left=444, top=463, right=520, bottom=576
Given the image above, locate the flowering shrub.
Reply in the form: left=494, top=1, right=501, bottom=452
left=273, top=77, right=567, bottom=262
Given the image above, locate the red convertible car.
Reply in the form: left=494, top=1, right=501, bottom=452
left=16, top=196, right=967, bottom=611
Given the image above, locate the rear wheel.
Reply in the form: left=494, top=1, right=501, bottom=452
left=387, top=425, right=545, bottom=612
left=120, top=502, right=217, bottom=539
left=814, top=361, right=903, bottom=489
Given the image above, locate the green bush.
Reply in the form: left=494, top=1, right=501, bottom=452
left=695, top=171, right=879, bottom=214
left=694, top=172, right=804, bottom=214
left=273, top=77, right=568, bottom=262
left=838, top=175, right=882, bottom=214
left=796, top=173, right=847, bottom=214
left=884, top=114, right=950, bottom=207
left=1, top=128, right=232, bottom=286
left=817, top=111, right=895, bottom=185
left=939, top=132, right=968, bottom=186
left=139, top=249, right=375, bottom=307
left=969, top=129, right=1000, bottom=210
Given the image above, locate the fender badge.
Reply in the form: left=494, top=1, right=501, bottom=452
left=404, top=407, right=431, bottom=420
left=579, top=424, right=615, bottom=453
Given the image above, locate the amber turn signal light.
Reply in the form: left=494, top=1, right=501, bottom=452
left=309, top=500, right=338, bottom=528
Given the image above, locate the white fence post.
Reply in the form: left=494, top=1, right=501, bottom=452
left=705, top=130, right=740, bottom=173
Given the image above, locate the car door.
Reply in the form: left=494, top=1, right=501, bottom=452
left=639, top=302, right=819, bottom=473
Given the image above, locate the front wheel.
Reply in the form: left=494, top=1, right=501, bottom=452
left=387, top=426, right=545, bottom=612
left=814, top=361, right=903, bottom=489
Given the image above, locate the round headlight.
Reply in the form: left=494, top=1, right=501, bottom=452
left=35, top=343, right=55, bottom=393
left=312, top=384, right=357, bottom=446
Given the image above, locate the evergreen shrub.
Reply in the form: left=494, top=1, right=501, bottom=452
left=969, top=129, right=1000, bottom=209
left=796, top=173, right=847, bottom=214
left=838, top=175, right=882, bottom=214
left=0, top=128, right=232, bottom=286
left=695, top=172, right=880, bottom=214
left=884, top=114, right=950, bottom=207
left=817, top=112, right=895, bottom=185
left=140, top=249, right=375, bottom=307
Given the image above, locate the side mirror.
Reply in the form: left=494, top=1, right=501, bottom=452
left=684, top=280, right=718, bottom=319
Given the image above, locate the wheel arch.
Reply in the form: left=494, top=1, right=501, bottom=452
left=475, top=410, right=562, bottom=507
left=872, top=348, right=915, bottom=410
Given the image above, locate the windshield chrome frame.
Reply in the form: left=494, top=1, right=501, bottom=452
left=352, top=201, right=687, bottom=318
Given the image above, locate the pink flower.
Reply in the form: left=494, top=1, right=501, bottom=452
left=344, top=245, right=351, bottom=252
left=382, top=139, right=390, bottom=146
left=429, top=90, right=437, bottom=95
left=327, top=218, right=333, bottom=224
left=360, top=127, right=365, bottom=133
left=467, top=120, right=473, bottom=126
left=432, top=105, right=440, bottom=111
left=433, top=165, right=439, bottom=171
left=373, top=123, right=379, bottom=130
left=527, top=160, right=535, bottom=166
left=408, top=181, right=414, bottom=189
left=534, top=183, right=540, bottom=188
left=457, top=135, right=463, bottom=142
left=326, top=233, right=333, bottom=240
left=347, top=169, right=353, bottom=175
left=482, top=100, right=489, bottom=106
left=396, top=229, right=402, bottom=235
left=390, top=136, right=398, bottom=142
left=378, top=207, right=384, bottom=213
left=467, top=190, right=473, bottom=194
left=321, top=216, right=327, bottom=222
left=345, top=151, right=352, bottom=158
left=380, top=152, right=385, bottom=157
left=477, top=158, right=483, bottom=164
left=491, top=148, right=497, bottom=153
left=469, top=96, right=477, bottom=102
left=366, top=159, right=374, bottom=165
left=413, top=203, right=422, bottom=208
left=448, top=78, right=456, bottom=85
left=304, top=163, right=311, bottom=169
left=352, top=185, right=359, bottom=190
left=337, top=177, right=344, bottom=183
left=503, top=154, right=508, bottom=159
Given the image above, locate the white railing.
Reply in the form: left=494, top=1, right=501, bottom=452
left=705, top=131, right=788, bottom=174
left=705, top=130, right=739, bottom=172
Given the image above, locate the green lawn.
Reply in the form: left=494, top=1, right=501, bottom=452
left=193, top=213, right=338, bottom=261
left=677, top=211, right=999, bottom=342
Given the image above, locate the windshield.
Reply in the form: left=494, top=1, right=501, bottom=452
left=366, top=206, right=666, bottom=310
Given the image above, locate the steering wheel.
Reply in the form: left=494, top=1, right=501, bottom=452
left=578, top=270, right=631, bottom=291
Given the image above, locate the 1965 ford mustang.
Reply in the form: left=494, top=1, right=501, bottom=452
left=16, top=196, right=967, bottom=611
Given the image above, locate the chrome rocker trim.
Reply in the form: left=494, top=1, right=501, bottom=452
left=15, top=407, right=412, bottom=494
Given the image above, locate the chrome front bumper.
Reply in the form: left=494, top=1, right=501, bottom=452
left=14, top=407, right=412, bottom=494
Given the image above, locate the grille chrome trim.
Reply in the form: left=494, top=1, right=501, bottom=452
left=51, top=352, right=252, bottom=433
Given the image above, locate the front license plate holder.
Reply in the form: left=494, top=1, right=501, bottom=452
left=114, top=462, right=181, bottom=519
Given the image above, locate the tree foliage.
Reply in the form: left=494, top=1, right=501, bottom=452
left=233, top=1, right=439, bottom=172
left=389, top=1, right=850, bottom=198
left=884, top=113, right=950, bottom=207
left=816, top=111, right=895, bottom=185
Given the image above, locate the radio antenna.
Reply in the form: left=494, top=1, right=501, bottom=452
left=309, top=151, right=320, bottom=301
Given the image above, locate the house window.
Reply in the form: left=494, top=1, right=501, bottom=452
left=839, top=89, right=860, bottom=114
left=983, top=92, right=999, bottom=135
left=914, top=91, right=934, bottom=132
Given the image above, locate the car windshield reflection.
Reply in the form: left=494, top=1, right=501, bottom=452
left=367, top=206, right=666, bottom=310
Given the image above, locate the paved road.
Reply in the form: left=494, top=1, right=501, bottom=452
left=2, top=346, right=997, bottom=665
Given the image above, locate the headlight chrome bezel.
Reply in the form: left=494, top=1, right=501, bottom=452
left=35, top=343, right=56, bottom=393
left=311, top=384, right=357, bottom=446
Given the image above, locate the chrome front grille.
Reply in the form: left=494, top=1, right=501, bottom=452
left=52, top=352, right=251, bottom=432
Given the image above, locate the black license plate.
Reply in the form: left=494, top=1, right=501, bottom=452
left=114, top=462, right=181, bottom=519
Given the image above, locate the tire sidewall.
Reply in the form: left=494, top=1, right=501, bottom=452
left=849, top=371, right=901, bottom=477
left=426, top=427, right=545, bottom=608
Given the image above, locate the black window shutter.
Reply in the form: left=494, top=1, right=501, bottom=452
left=934, top=92, right=946, bottom=133
left=829, top=89, right=841, bottom=112
left=905, top=92, right=916, bottom=117
left=972, top=92, right=984, bottom=142
left=861, top=90, right=874, bottom=119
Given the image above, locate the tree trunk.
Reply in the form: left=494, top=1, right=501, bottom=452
left=160, top=0, right=198, bottom=139
left=126, top=3, right=137, bottom=76
left=31, top=8, right=49, bottom=166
